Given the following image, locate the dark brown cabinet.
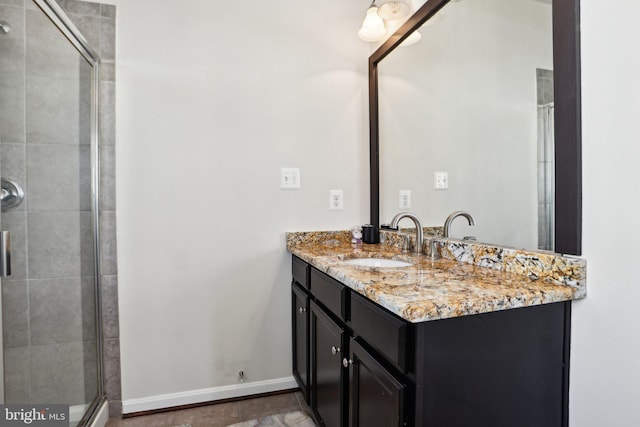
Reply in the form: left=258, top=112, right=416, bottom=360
left=348, top=338, right=407, bottom=427
left=292, top=282, right=310, bottom=401
left=311, top=301, right=347, bottom=427
left=291, top=255, right=570, bottom=427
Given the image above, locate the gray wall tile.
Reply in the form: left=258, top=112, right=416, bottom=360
left=30, top=341, right=85, bottom=405
left=0, top=5, right=25, bottom=74
left=59, top=0, right=100, bottom=17
left=100, top=61, right=115, bottom=81
left=99, top=211, right=117, bottom=275
left=100, top=4, right=115, bottom=19
left=4, top=346, right=31, bottom=404
left=108, top=400, right=122, bottom=418
left=27, top=143, right=92, bottom=211
left=101, top=275, right=119, bottom=339
left=81, top=276, right=97, bottom=341
left=30, top=277, right=84, bottom=345
left=2, top=280, right=29, bottom=348
left=0, top=0, right=24, bottom=7
left=100, top=81, right=115, bottom=146
left=70, top=14, right=101, bottom=49
left=83, top=339, right=99, bottom=402
left=0, top=72, right=25, bottom=143
left=27, top=211, right=95, bottom=279
left=1, top=143, right=26, bottom=210
left=26, top=75, right=83, bottom=145
left=103, top=338, right=121, bottom=400
left=99, top=17, right=115, bottom=61
left=99, top=145, right=115, bottom=210
left=2, top=211, right=27, bottom=279
left=26, top=9, right=81, bottom=78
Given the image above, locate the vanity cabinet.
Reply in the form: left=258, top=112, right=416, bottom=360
left=290, top=255, right=570, bottom=427
left=292, top=283, right=310, bottom=401
left=348, top=337, right=407, bottom=427
left=310, top=301, right=348, bottom=427
left=291, top=256, right=311, bottom=401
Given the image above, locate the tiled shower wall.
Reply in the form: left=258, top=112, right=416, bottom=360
left=0, top=0, right=120, bottom=417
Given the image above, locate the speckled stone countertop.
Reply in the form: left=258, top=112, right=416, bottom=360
left=287, top=231, right=586, bottom=323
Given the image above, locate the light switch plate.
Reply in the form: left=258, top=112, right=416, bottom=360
left=434, top=171, right=448, bottom=190
left=329, top=190, right=344, bottom=210
left=280, top=168, right=300, bottom=189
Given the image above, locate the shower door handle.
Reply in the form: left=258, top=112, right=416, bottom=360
left=0, top=231, right=10, bottom=277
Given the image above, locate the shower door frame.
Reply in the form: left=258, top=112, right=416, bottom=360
left=31, top=0, right=105, bottom=423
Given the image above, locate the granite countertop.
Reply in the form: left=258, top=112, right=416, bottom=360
left=287, top=231, right=586, bottom=324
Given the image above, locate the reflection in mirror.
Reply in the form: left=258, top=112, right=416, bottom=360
left=378, top=0, right=554, bottom=251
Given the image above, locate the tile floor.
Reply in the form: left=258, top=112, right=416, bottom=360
left=105, top=391, right=314, bottom=427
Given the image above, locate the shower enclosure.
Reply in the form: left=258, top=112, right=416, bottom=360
left=0, top=0, right=105, bottom=424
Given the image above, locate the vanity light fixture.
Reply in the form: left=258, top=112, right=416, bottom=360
left=358, top=1, right=387, bottom=42
left=377, top=1, right=411, bottom=20
left=359, top=0, right=419, bottom=44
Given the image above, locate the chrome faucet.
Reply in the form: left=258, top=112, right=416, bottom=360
left=390, top=212, right=423, bottom=254
left=443, top=211, right=476, bottom=238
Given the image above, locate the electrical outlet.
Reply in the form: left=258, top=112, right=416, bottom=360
left=434, top=171, right=448, bottom=190
left=280, top=168, right=300, bottom=189
left=399, top=190, right=411, bottom=209
left=329, top=190, right=344, bottom=210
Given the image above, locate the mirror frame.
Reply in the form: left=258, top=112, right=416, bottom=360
left=369, top=0, right=582, bottom=255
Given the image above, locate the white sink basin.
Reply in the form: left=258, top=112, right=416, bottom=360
left=342, top=258, right=413, bottom=268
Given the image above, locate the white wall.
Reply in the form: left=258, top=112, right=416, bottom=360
left=104, top=0, right=369, bottom=406
left=570, top=0, right=640, bottom=425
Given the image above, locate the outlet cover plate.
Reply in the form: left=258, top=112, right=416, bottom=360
left=329, top=190, right=344, bottom=210
left=399, top=190, right=411, bottom=209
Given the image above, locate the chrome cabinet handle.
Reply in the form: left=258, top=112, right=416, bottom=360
left=331, top=346, right=341, bottom=355
left=343, top=358, right=353, bottom=368
left=298, top=307, right=306, bottom=314
left=0, top=231, right=10, bottom=277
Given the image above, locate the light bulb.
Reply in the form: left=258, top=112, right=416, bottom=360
left=358, top=6, right=386, bottom=42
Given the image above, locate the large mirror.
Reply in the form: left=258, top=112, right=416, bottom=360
left=369, top=0, right=581, bottom=255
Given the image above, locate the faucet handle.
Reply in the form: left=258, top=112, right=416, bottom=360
left=424, top=237, right=441, bottom=260
left=399, top=233, right=411, bottom=253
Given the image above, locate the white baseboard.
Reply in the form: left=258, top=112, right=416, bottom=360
left=122, top=376, right=298, bottom=414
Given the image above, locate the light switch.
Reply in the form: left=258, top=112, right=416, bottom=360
left=280, top=168, right=300, bottom=189
left=434, top=171, right=448, bottom=190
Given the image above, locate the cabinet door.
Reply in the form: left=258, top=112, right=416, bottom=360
left=292, top=282, right=310, bottom=402
left=349, top=338, right=407, bottom=427
left=311, top=301, right=347, bottom=427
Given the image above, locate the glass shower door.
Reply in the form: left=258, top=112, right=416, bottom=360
left=0, top=0, right=101, bottom=424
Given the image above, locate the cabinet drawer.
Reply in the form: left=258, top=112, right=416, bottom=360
left=349, top=292, right=409, bottom=372
left=310, top=268, right=347, bottom=320
left=292, top=256, right=310, bottom=289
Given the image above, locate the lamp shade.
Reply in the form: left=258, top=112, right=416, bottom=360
left=358, top=6, right=386, bottom=41
left=377, top=1, right=411, bottom=20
